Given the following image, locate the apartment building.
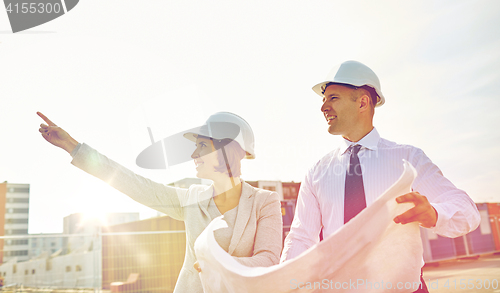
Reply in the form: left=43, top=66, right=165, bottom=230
left=0, top=182, right=30, bottom=263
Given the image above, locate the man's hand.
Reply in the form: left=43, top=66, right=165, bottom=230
left=37, top=112, right=79, bottom=154
left=393, top=192, right=438, bottom=228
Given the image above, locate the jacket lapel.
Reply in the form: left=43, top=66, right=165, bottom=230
left=197, top=184, right=214, bottom=218
left=228, top=182, right=254, bottom=255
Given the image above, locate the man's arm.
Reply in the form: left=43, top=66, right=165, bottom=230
left=280, top=170, right=322, bottom=262
left=395, top=148, right=480, bottom=238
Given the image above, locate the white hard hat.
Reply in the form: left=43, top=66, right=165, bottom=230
left=183, top=112, right=256, bottom=159
left=136, top=112, right=255, bottom=169
left=312, top=60, right=385, bottom=107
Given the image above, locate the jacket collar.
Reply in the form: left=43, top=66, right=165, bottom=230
left=197, top=184, right=214, bottom=218
left=196, top=180, right=256, bottom=254
left=229, top=181, right=254, bottom=255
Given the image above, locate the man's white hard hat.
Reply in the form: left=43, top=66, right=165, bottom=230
left=184, top=112, right=256, bottom=159
left=312, top=60, right=385, bottom=107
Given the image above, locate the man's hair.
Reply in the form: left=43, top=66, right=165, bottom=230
left=324, top=82, right=378, bottom=107
left=358, top=85, right=379, bottom=107
left=212, top=138, right=246, bottom=178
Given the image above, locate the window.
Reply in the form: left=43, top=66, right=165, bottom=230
left=32, top=269, right=36, bottom=274
left=6, top=208, right=29, bottom=214
left=11, top=198, right=29, bottom=203
left=5, top=218, right=29, bottom=224
left=263, top=186, right=276, bottom=191
left=9, top=239, right=28, bottom=245
left=76, top=265, right=82, bottom=272
left=7, top=229, right=28, bottom=235
left=5, top=250, right=29, bottom=256
left=479, top=210, right=492, bottom=234
left=9, top=187, right=30, bottom=193
left=7, top=197, right=30, bottom=203
left=66, top=266, right=71, bottom=272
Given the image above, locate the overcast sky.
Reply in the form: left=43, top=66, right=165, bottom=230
left=1, top=0, right=499, bottom=233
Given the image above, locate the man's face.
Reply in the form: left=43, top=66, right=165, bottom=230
left=320, top=84, right=361, bottom=138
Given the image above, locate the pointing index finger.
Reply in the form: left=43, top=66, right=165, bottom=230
left=37, top=112, right=57, bottom=126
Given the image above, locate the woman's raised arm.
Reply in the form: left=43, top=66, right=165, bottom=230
left=37, top=111, right=79, bottom=154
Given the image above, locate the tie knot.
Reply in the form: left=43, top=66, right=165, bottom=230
left=350, top=144, right=362, bottom=155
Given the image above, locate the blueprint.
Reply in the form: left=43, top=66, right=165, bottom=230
left=194, top=160, right=423, bottom=292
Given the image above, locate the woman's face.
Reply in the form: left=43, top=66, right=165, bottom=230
left=191, top=136, right=220, bottom=179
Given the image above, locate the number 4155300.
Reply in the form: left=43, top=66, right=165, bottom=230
left=444, top=278, right=499, bottom=290
left=6, top=2, right=62, bottom=14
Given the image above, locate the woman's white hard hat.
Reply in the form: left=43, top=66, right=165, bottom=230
left=136, top=112, right=255, bottom=169
left=183, top=112, right=256, bottom=159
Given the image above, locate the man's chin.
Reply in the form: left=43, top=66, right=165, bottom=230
left=327, top=127, right=340, bottom=136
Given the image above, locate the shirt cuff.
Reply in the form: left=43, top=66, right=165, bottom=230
left=429, top=203, right=446, bottom=234
left=70, top=142, right=82, bottom=157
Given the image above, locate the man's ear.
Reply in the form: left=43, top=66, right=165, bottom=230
left=358, top=94, right=370, bottom=112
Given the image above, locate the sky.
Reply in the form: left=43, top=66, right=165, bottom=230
left=0, top=0, right=499, bottom=234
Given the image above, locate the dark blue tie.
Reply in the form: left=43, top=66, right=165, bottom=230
left=344, top=145, right=367, bottom=224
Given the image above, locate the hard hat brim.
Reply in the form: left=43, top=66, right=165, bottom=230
left=312, top=81, right=385, bottom=107
left=137, top=114, right=256, bottom=170
left=183, top=130, right=255, bottom=160
left=184, top=120, right=255, bottom=160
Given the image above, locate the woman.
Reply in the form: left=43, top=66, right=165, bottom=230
left=37, top=111, right=282, bottom=293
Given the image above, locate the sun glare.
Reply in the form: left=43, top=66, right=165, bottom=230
left=80, top=211, right=108, bottom=227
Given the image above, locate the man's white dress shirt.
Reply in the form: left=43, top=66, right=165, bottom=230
left=281, top=128, right=480, bottom=261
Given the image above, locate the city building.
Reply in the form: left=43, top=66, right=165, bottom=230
left=247, top=180, right=301, bottom=201
left=282, top=182, right=301, bottom=201
left=63, top=213, right=140, bottom=254
left=102, top=216, right=186, bottom=291
left=27, top=234, right=64, bottom=259
left=0, top=182, right=30, bottom=263
left=168, top=178, right=301, bottom=201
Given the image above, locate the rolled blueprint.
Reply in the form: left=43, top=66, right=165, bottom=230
left=195, top=160, right=423, bottom=293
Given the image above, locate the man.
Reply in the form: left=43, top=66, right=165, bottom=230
left=281, top=61, right=480, bottom=292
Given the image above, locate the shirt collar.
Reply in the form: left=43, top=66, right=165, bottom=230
left=339, top=127, right=380, bottom=155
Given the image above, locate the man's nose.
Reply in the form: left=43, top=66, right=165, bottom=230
left=321, top=102, right=330, bottom=113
